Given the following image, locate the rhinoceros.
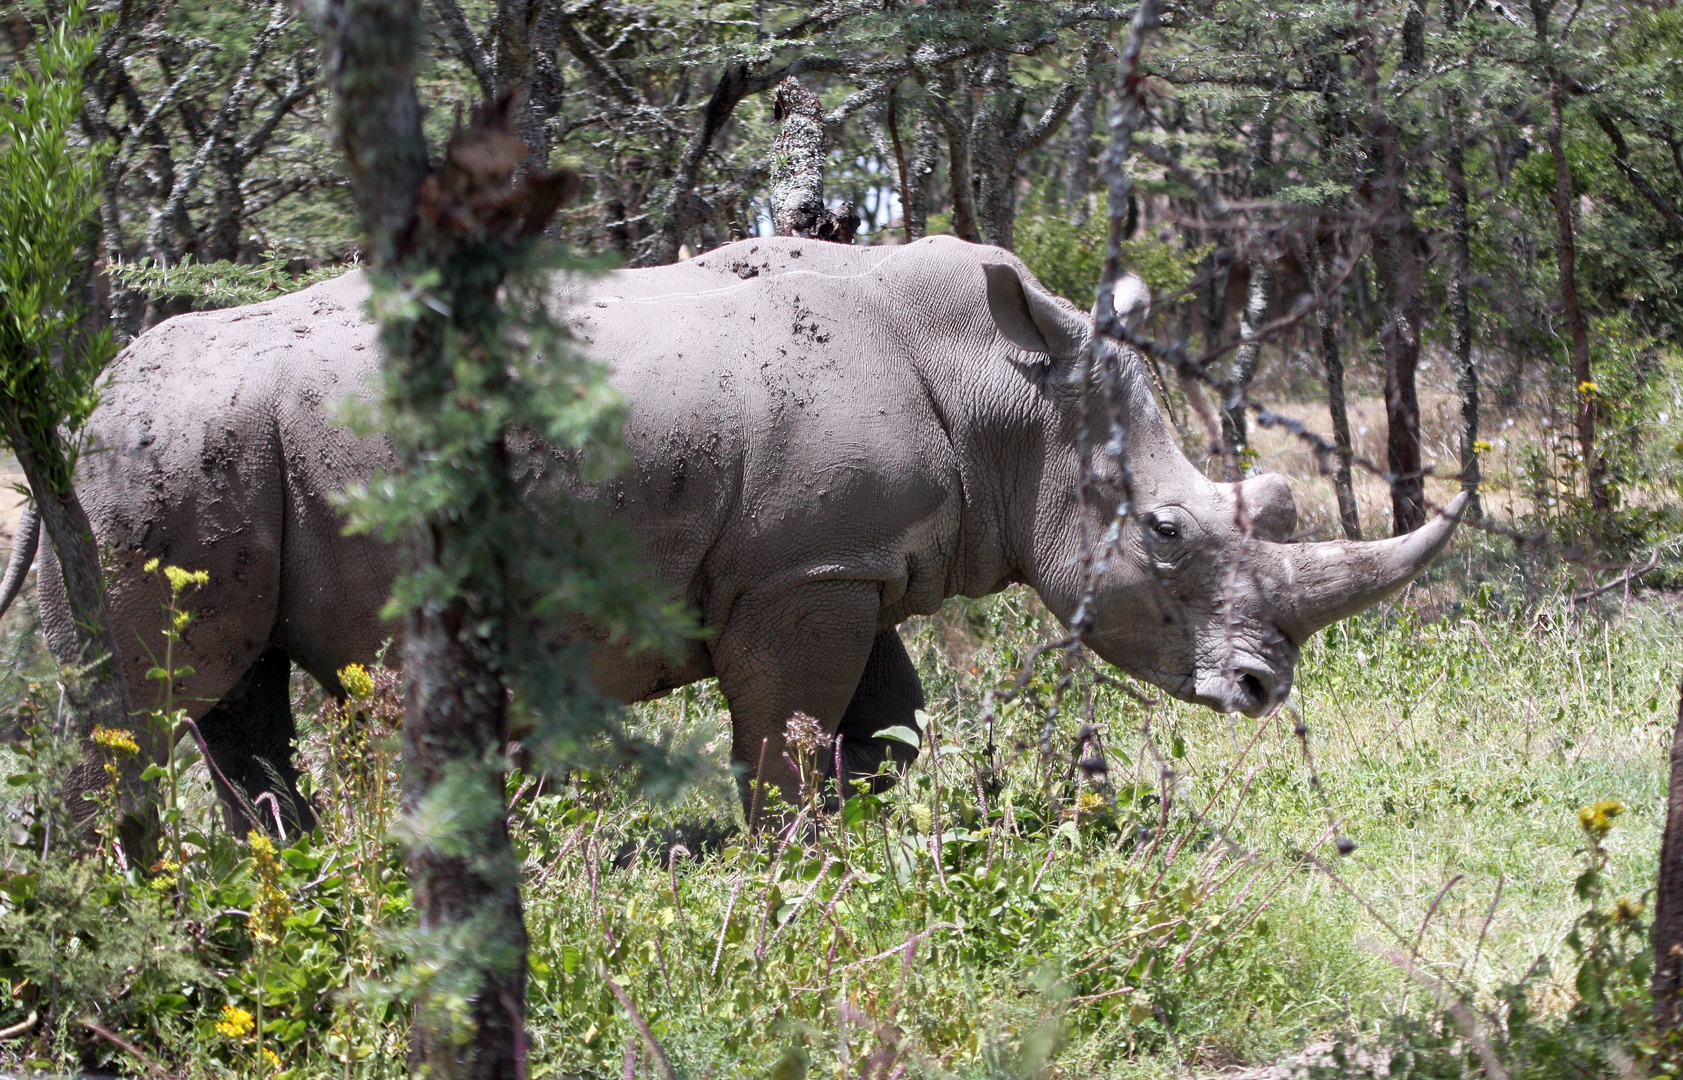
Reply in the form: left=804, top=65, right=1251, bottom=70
left=0, top=235, right=1463, bottom=829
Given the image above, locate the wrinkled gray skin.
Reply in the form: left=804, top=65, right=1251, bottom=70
left=10, top=236, right=1464, bottom=829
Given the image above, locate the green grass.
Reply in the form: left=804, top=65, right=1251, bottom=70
left=0, top=548, right=1676, bottom=1078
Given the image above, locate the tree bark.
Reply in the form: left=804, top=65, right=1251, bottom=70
left=1532, top=1, right=1605, bottom=512
left=903, top=94, right=940, bottom=241
left=1065, top=83, right=1097, bottom=224
left=1221, top=107, right=1276, bottom=466
left=1445, top=82, right=1481, bottom=521
left=1222, top=261, right=1270, bottom=467
left=884, top=88, right=912, bottom=242
left=1653, top=679, right=1683, bottom=1031
left=1306, top=42, right=1361, bottom=537
left=769, top=79, right=856, bottom=243
left=1359, top=1, right=1428, bottom=536
left=1547, top=81, right=1601, bottom=509
left=1375, top=214, right=1426, bottom=535
left=319, top=0, right=542, bottom=1071
left=1314, top=232, right=1363, bottom=540
left=933, top=66, right=981, bottom=243
left=1, top=421, right=142, bottom=837
left=402, top=505, right=528, bottom=1079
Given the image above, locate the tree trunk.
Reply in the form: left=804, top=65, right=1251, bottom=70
left=490, top=0, right=549, bottom=168
left=1314, top=232, right=1363, bottom=540
left=1, top=422, right=142, bottom=838
left=884, top=89, right=912, bottom=242
left=1368, top=117, right=1427, bottom=535
left=1305, top=42, right=1362, bottom=537
left=1358, top=7, right=1427, bottom=536
left=935, top=66, right=982, bottom=243
left=769, top=80, right=856, bottom=243
left=403, top=504, right=528, bottom=1079
left=1376, top=227, right=1426, bottom=535
left=205, top=144, right=246, bottom=263
left=903, top=95, right=940, bottom=241
left=1222, top=260, right=1271, bottom=469
left=1653, top=679, right=1683, bottom=1031
left=1065, top=84, right=1097, bottom=224
left=1544, top=72, right=1604, bottom=511
left=319, top=0, right=537, bottom=1071
left=1445, top=87, right=1481, bottom=521
left=970, top=53, right=1020, bottom=248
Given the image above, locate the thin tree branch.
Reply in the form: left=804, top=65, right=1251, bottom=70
left=430, top=0, right=494, bottom=97
left=1592, top=112, right=1683, bottom=233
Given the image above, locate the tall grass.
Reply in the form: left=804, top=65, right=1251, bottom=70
left=0, top=539, right=1675, bottom=1077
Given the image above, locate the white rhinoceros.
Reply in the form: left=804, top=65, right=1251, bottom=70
left=1, top=235, right=1463, bottom=828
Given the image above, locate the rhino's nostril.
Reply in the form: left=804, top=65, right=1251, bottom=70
left=1240, top=672, right=1267, bottom=706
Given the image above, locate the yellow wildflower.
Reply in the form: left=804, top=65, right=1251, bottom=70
left=215, top=1004, right=255, bottom=1039
left=1472, top=439, right=1492, bottom=454
left=1612, top=896, right=1645, bottom=924
left=261, top=1046, right=282, bottom=1069
left=163, top=565, right=210, bottom=593
left=338, top=663, right=375, bottom=701
left=1578, top=798, right=1625, bottom=839
left=149, top=857, right=181, bottom=892
left=247, top=830, right=292, bottom=945
left=142, top=557, right=160, bottom=573
left=1062, top=790, right=1108, bottom=821
left=90, top=725, right=140, bottom=756
left=1578, top=381, right=1600, bottom=397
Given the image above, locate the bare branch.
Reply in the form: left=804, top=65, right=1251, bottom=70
left=556, top=16, right=639, bottom=106
left=430, top=0, right=495, bottom=98
left=1015, top=41, right=1101, bottom=156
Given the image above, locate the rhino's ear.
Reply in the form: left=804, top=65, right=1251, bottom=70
left=983, top=263, right=1086, bottom=362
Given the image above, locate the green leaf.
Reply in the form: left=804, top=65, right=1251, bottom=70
left=139, top=764, right=167, bottom=781
left=874, top=725, right=922, bottom=749
left=282, top=848, right=322, bottom=870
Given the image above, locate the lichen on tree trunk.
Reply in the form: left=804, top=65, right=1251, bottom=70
left=769, top=79, right=856, bottom=243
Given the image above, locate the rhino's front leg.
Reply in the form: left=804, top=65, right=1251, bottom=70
left=829, top=628, right=924, bottom=795
left=710, top=580, right=880, bottom=825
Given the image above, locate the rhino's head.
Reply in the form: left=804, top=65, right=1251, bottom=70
left=1077, top=469, right=1466, bottom=716
left=981, top=256, right=1467, bottom=717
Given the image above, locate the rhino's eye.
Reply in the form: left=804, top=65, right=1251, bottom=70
left=1154, top=521, right=1180, bottom=540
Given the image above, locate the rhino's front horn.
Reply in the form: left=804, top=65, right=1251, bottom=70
left=1272, top=492, right=1469, bottom=642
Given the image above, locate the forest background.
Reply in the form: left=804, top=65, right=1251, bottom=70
left=0, top=0, right=1682, bottom=1076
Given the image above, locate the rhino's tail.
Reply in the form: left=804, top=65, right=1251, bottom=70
left=0, top=501, right=40, bottom=620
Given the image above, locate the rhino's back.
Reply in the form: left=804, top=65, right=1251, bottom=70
left=84, top=241, right=971, bottom=684
left=577, top=238, right=966, bottom=626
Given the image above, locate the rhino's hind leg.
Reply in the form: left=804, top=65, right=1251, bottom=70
left=194, top=647, right=318, bottom=836
left=829, top=628, right=924, bottom=796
